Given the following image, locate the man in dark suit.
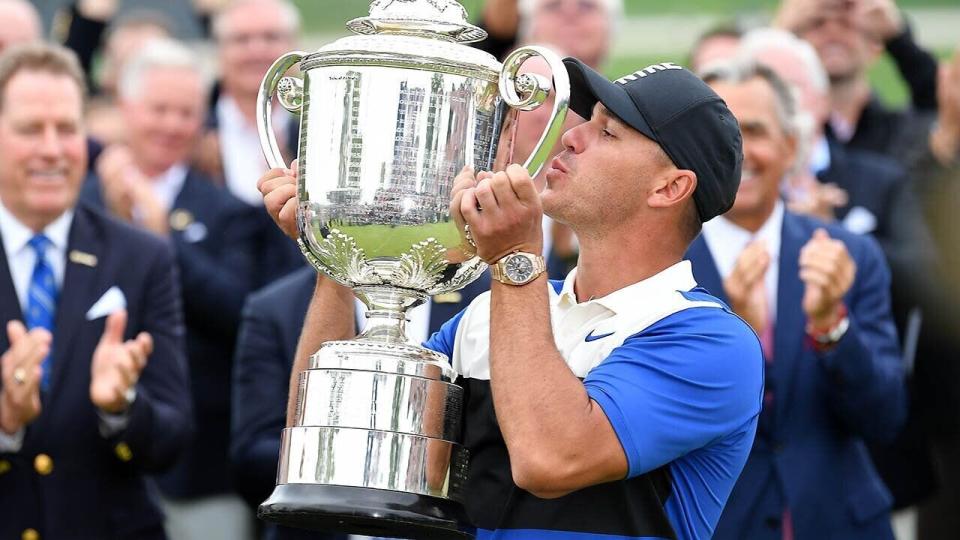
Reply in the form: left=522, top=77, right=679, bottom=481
left=0, top=43, right=192, bottom=539
left=739, top=27, right=940, bottom=508
left=696, top=60, right=906, bottom=539
left=231, top=265, right=491, bottom=540
left=78, top=38, right=297, bottom=540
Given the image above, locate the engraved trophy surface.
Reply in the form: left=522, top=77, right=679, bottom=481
left=256, top=1, right=568, bottom=538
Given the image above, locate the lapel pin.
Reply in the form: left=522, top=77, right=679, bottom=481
left=69, top=250, right=98, bottom=267
left=169, top=209, right=194, bottom=231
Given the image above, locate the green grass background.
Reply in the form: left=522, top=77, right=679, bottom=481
left=292, top=0, right=955, bottom=106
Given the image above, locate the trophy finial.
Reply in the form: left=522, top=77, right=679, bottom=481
left=349, top=0, right=486, bottom=43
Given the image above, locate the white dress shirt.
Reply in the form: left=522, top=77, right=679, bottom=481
left=701, top=200, right=784, bottom=325
left=0, top=200, right=72, bottom=311
left=217, top=94, right=290, bottom=206
left=0, top=201, right=72, bottom=450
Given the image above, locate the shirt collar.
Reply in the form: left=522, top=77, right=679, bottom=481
left=702, top=200, right=784, bottom=263
left=0, top=198, right=74, bottom=258
left=556, top=260, right=699, bottom=315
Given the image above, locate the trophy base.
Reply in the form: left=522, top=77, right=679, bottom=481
left=259, top=484, right=474, bottom=539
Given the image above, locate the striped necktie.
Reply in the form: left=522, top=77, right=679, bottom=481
left=26, top=234, right=58, bottom=391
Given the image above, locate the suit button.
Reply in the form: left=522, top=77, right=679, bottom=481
left=0, top=459, right=10, bottom=475
left=22, top=528, right=39, bottom=540
left=33, top=454, right=53, bottom=476
left=114, top=442, right=133, bottom=462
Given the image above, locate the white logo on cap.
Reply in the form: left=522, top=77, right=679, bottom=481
left=615, top=62, right=683, bottom=85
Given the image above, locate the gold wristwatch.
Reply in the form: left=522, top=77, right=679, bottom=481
left=491, top=252, right=546, bottom=286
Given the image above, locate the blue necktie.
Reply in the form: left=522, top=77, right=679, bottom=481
left=25, top=234, right=58, bottom=390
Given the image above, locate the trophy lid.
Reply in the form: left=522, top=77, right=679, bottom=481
left=347, top=0, right=487, bottom=43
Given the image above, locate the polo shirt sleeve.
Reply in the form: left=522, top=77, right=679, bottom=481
left=422, top=307, right=468, bottom=357
left=583, top=307, right=764, bottom=478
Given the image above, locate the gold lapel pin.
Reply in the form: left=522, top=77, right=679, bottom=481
left=69, top=250, right=98, bottom=267
left=169, top=209, right=194, bottom=231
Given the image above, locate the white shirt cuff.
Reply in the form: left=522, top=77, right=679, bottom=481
left=97, top=389, right=136, bottom=438
left=0, top=428, right=25, bottom=453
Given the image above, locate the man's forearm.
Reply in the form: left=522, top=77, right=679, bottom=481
left=286, top=275, right=356, bottom=426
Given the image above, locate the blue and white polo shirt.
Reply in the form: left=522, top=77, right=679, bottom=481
left=424, top=261, right=764, bottom=540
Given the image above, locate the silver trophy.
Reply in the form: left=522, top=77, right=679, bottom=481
left=255, top=1, right=568, bottom=537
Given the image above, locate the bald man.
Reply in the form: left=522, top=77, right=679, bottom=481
left=0, top=0, right=41, bottom=53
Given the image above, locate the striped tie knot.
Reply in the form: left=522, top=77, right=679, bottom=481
left=28, top=234, right=52, bottom=253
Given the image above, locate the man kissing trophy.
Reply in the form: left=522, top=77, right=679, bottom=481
left=255, top=0, right=569, bottom=538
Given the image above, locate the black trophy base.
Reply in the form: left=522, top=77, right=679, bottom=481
left=258, top=484, right=474, bottom=540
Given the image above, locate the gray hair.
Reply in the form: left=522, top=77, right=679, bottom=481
left=118, top=38, right=208, bottom=100
left=212, top=0, right=301, bottom=41
left=518, top=0, right=624, bottom=43
left=700, top=58, right=800, bottom=139
left=738, top=27, right=828, bottom=94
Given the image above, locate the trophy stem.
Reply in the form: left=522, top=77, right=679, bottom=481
left=355, top=284, right=428, bottom=345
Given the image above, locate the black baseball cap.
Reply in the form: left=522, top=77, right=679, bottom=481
left=562, top=57, right=743, bottom=223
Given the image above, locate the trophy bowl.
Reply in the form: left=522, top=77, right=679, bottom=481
left=255, top=1, right=568, bottom=538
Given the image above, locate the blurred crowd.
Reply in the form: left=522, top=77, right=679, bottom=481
left=0, top=0, right=958, bottom=539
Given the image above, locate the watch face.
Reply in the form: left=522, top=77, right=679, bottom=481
left=504, top=254, right=534, bottom=283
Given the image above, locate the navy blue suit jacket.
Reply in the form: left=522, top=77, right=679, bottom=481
left=230, top=265, right=491, bottom=539
left=80, top=168, right=301, bottom=499
left=686, top=211, right=906, bottom=540
left=0, top=204, right=192, bottom=539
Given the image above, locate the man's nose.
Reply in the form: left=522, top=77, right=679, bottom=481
left=560, top=122, right=585, bottom=153
left=37, top=125, right=63, bottom=157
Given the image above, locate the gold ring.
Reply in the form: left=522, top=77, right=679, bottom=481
left=463, top=224, right=477, bottom=249
left=12, top=367, right=26, bottom=385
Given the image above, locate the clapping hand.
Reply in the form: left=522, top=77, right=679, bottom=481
left=723, top=240, right=771, bottom=334
left=96, top=145, right=169, bottom=235
left=90, top=310, right=152, bottom=414
left=0, top=321, right=50, bottom=434
left=799, top=229, right=856, bottom=328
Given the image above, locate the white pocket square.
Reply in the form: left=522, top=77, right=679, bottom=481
left=842, top=206, right=877, bottom=235
left=86, top=286, right=127, bottom=321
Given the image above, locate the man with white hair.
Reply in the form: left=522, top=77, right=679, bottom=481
left=79, top=38, right=267, bottom=540
left=0, top=0, right=41, bottom=53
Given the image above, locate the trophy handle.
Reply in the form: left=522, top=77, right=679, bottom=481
left=498, top=46, right=570, bottom=179
left=257, top=51, right=307, bottom=169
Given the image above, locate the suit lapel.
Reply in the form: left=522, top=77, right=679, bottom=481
left=0, top=231, right=23, bottom=353
left=772, top=212, right=807, bottom=426
left=685, top=235, right=727, bottom=303
left=49, top=206, right=106, bottom=395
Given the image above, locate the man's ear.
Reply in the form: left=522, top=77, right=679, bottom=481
left=648, top=169, right=697, bottom=210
